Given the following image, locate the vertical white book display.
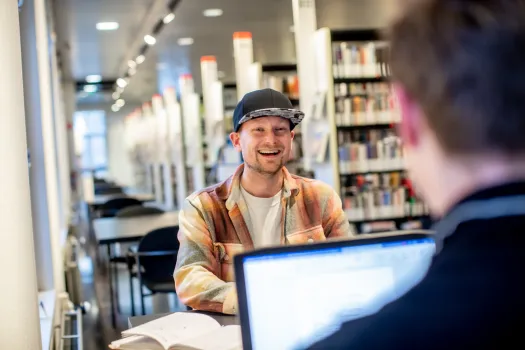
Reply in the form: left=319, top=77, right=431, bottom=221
left=179, top=74, right=205, bottom=193
left=163, top=87, right=187, bottom=210
left=233, top=31, right=254, bottom=100
left=200, top=56, right=226, bottom=169
left=152, top=94, right=174, bottom=209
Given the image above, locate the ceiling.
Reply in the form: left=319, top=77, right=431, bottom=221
left=54, top=0, right=398, bottom=108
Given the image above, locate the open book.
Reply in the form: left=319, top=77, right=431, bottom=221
left=109, top=313, right=242, bottom=350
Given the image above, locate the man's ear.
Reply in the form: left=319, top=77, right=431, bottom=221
left=393, top=83, right=421, bottom=148
left=229, top=132, right=242, bottom=152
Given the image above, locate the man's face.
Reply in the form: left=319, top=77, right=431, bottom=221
left=230, top=116, right=295, bottom=176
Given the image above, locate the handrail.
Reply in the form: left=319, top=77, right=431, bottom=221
left=58, top=307, right=83, bottom=350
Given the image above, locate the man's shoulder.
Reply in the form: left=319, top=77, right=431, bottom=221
left=309, top=265, right=455, bottom=349
left=310, top=229, right=524, bottom=349
left=291, top=174, right=336, bottom=197
left=186, top=178, right=230, bottom=204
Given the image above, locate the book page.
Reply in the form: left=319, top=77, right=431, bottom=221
left=110, top=335, right=163, bottom=350
left=174, top=325, right=242, bottom=350
left=122, top=313, right=221, bottom=349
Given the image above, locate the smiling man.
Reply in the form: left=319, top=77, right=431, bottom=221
left=174, top=88, right=351, bottom=314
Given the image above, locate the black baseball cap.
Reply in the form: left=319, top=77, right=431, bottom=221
left=232, top=88, right=305, bottom=132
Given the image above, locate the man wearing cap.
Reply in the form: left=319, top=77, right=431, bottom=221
left=174, top=88, right=351, bottom=314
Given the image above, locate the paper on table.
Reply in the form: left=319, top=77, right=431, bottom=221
left=121, top=313, right=221, bottom=349
left=111, top=326, right=242, bottom=350
left=173, top=325, right=242, bottom=350
left=110, top=335, right=163, bottom=350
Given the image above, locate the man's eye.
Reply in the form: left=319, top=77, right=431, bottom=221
left=255, top=128, right=264, bottom=132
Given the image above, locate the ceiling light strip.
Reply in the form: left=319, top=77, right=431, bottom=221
left=112, top=0, right=183, bottom=103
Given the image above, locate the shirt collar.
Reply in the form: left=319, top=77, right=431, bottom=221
left=217, top=164, right=299, bottom=210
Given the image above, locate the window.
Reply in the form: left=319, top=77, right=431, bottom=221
left=74, top=110, right=108, bottom=177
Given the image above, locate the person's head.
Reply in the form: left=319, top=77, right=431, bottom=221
left=390, top=0, right=525, bottom=214
left=229, top=89, right=304, bottom=176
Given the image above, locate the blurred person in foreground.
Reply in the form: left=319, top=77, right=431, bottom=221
left=311, top=0, right=525, bottom=349
left=174, top=88, right=351, bottom=314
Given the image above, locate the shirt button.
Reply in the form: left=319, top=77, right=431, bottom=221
left=307, top=238, right=314, bottom=243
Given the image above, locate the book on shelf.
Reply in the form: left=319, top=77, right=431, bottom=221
left=334, top=81, right=400, bottom=126
left=337, top=129, right=404, bottom=174
left=343, top=190, right=429, bottom=223
left=109, top=313, right=242, bottom=350
left=332, top=41, right=390, bottom=79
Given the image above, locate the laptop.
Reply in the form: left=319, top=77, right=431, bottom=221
left=234, top=232, right=436, bottom=350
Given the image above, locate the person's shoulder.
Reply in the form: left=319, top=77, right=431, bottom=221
left=309, top=275, right=442, bottom=349
left=310, top=242, right=503, bottom=349
left=291, top=174, right=336, bottom=197
left=184, top=178, right=232, bottom=213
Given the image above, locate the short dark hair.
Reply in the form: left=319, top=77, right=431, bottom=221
left=389, top=0, right=525, bottom=155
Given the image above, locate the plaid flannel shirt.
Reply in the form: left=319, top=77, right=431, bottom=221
left=174, top=164, right=352, bottom=314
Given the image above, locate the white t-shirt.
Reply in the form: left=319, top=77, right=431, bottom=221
left=240, top=185, right=282, bottom=248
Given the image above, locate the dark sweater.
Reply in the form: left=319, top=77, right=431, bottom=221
left=309, top=182, right=525, bottom=349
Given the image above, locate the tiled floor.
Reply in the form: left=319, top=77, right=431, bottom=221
left=77, top=206, right=185, bottom=350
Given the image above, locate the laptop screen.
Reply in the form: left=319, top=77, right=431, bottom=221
left=238, top=235, right=436, bottom=350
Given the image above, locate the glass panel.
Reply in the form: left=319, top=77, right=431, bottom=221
left=84, top=110, right=106, bottom=134
left=80, top=138, right=92, bottom=169
left=90, top=136, right=107, bottom=168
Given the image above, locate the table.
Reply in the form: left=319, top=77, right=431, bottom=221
left=94, top=211, right=179, bottom=245
left=84, top=191, right=156, bottom=237
left=128, top=311, right=239, bottom=328
left=94, top=211, right=180, bottom=327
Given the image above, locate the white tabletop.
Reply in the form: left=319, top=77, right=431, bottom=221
left=94, top=211, right=180, bottom=245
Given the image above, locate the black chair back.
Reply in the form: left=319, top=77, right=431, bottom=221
left=116, top=205, right=165, bottom=218
left=95, top=186, right=124, bottom=195
left=100, top=197, right=142, bottom=217
left=137, top=226, right=179, bottom=283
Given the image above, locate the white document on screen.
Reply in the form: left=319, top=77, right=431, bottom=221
left=243, top=243, right=434, bottom=350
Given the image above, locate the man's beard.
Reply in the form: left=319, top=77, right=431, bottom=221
left=245, top=154, right=285, bottom=177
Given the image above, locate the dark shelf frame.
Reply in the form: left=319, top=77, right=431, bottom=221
left=340, top=169, right=405, bottom=177
left=334, top=76, right=389, bottom=84
left=331, top=29, right=384, bottom=42
left=336, top=123, right=396, bottom=131
left=261, top=63, right=297, bottom=73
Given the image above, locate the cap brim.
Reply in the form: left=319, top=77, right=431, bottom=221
left=237, top=108, right=305, bottom=128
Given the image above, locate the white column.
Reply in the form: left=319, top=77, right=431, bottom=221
left=62, top=81, right=80, bottom=187
left=152, top=94, right=175, bottom=209
left=179, top=75, right=205, bottom=191
left=248, top=62, right=263, bottom=92
left=292, top=0, right=318, bottom=172
left=0, top=0, right=42, bottom=348
left=209, top=81, right=226, bottom=165
left=233, top=32, right=254, bottom=100
left=143, top=102, right=162, bottom=202
left=50, top=33, right=71, bottom=230
left=201, top=56, right=219, bottom=166
left=164, top=87, right=187, bottom=209
left=21, top=0, right=65, bottom=294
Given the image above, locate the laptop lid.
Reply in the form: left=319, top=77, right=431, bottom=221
left=234, top=233, right=436, bottom=350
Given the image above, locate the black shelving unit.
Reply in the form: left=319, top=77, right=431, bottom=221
left=261, top=63, right=297, bottom=73
left=334, top=77, right=388, bottom=84
left=336, top=123, right=396, bottom=132
left=353, top=215, right=433, bottom=234
left=331, top=29, right=382, bottom=43
left=340, top=169, right=405, bottom=177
